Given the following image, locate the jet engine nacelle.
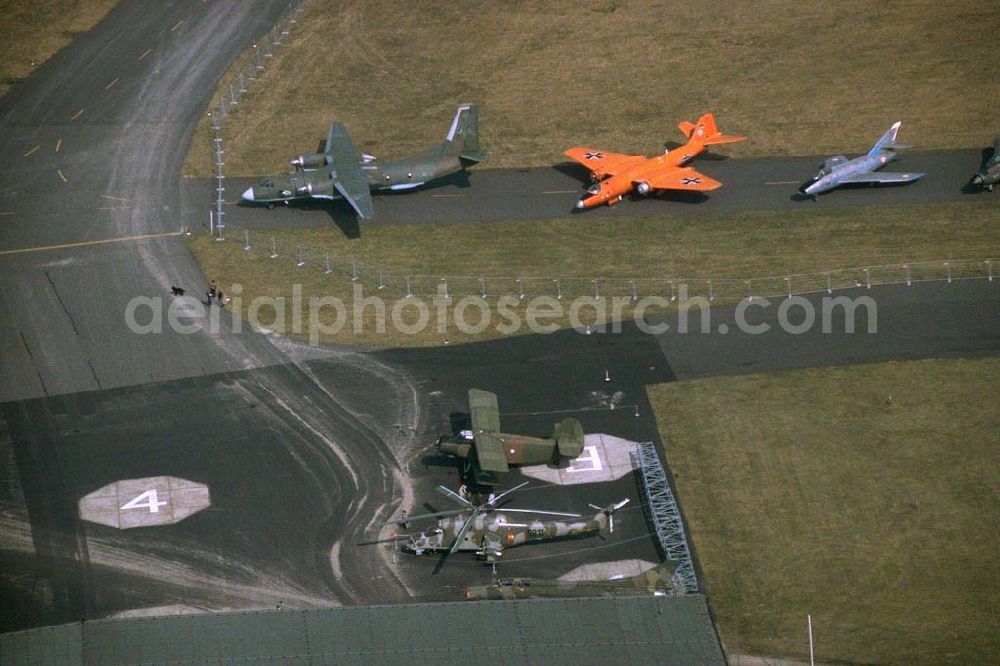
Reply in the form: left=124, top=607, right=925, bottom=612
left=295, top=181, right=335, bottom=197
left=291, top=153, right=329, bottom=170
left=636, top=182, right=650, bottom=195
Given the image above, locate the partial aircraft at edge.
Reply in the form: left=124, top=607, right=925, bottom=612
left=971, top=137, right=1000, bottom=192
left=564, top=112, right=745, bottom=209
left=240, top=104, right=484, bottom=218
left=799, top=121, right=924, bottom=198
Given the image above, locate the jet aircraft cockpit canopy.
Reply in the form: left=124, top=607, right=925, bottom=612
left=586, top=183, right=602, bottom=195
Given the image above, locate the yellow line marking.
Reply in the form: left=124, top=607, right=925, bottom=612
left=765, top=180, right=800, bottom=185
left=57, top=169, right=68, bottom=183
left=170, top=20, right=184, bottom=32
left=55, top=138, right=62, bottom=153
left=543, top=190, right=577, bottom=194
left=96, top=205, right=132, bottom=210
left=0, top=231, right=183, bottom=256
left=105, top=77, right=120, bottom=90
left=101, top=194, right=130, bottom=201
left=70, top=108, right=84, bottom=120
left=23, top=145, right=40, bottom=157
left=138, top=48, right=152, bottom=61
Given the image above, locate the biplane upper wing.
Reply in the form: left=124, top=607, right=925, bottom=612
left=564, top=147, right=647, bottom=180
left=473, top=432, right=510, bottom=473
left=468, top=389, right=507, bottom=473
left=643, top=166, right=722, bottom=192
left=468, top=389, right=501, bottom=433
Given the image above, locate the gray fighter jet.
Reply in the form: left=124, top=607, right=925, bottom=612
left=971, top=138, right=1000, bottom=192
left=800, top=121, right=923, bottom=198
left=241, top=104, right=484, bottom=218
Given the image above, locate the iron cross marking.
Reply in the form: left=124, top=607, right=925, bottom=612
left=584, top=152, right=604, bottom=160
left=680, top=177, right=701, bottom=185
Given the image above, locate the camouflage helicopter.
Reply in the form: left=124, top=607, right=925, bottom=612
left=464, top=561, right=679, bottom=601
left=385, top=481, right=629, bottom=564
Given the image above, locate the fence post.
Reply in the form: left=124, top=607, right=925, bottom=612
left=442, top=278, right=449, bottom=300
left=351, top=261, right=357, bottom=282
left=270, top=236, right=277, bottom=259
left=708, top=280, right=714, bottom=303
left=865, top=268, right=871, bottom=289
left=945, top=261, right=951, bottom=284
left=747, top=280, right=753, bottom=302
left=406, top=276, right=412, bottom=298
left=594, top=278, right=600, bottom=300
left=480, top=277, right=486, bottom=299
left=296, top=246, right=304, bottom=267
left=904, top=264, right=911, bottom=286
left=630, top=280, right=637, bottom=301
left=378, top=269, right=385, bottom=290
left=517, top=278, right=524, bottom=300
left=826, top=272, right=832, bottom=294
left=988, top=260, right=993, bottom=282
left=325, top=254, right=332, bottom=274
left=669, top=280, right=676, bottom=302
left=786, top=276, right=792, bottom=299
left=555, top=278, right=561, bottom=300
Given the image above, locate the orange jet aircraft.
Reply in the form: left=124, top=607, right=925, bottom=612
left=564, top=113, right=745, bottom=209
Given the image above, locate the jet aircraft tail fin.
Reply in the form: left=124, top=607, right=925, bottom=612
left=444, top=104, right=485, bottom=165
left=679, top=112, right=745, bottom=146
left=867, top=121, right=906, bottom=156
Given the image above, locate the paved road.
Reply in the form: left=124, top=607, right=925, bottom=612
left=182, top=148, right=996, bottom=231
left=0, top=0, right=416, bottom=631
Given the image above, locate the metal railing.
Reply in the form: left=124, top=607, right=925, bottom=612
left=206, top=0, right=306, bottom=238
left=216, top=229, right=996, bottom=303
left=633, top=441, right=698, bottom=593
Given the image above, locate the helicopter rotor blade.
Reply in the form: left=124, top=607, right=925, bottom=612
left=382, top=508, right=464, bottom=526
left=613, top=498, right=631, bottom=511
left=497, top=508, right=581, bottom=517
left=449, top=511, right=479, bottom=554
left=488, top=481, right=530, bottom=506
left=435, top=484, right=474, bottom=508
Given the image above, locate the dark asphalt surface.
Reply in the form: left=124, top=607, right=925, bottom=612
left=1, top=0, right=997, bottom=635
left=183, top=148, right=995, bottom=231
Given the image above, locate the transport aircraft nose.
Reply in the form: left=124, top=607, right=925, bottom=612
left=241, top=187, right=254, bottom=201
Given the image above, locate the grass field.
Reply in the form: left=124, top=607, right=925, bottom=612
left=183, top=0, right=1000, bottom=177
left=647, top=358, right=1000, bottom=664
left=186, top=201, right=999, bottom=348
left=0, top=0, right=119, bottom=99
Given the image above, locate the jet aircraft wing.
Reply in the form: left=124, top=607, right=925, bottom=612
left=564, top=147, right=647, bottom=180
left=326, top=122, right=375, bottom=219
left=642, top=167, right=722, bottom=191
left=839, top=171, right=924, bottom=185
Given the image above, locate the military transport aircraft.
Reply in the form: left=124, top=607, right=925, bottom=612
left=971, top=137, right=1000, bottom=192
left=240, top=104, right=484, bottom=218
left=564, top=112, right=745, bottom=209
left=384, top=482, right=629, bottom=564
left=464, top=561, right=678, bottom=600
left=799, top=121, right=924, bottom=198
left=435, top=388, right=585, bottom=487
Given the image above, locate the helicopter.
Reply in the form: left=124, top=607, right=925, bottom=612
left=384, top=481, right=630, bottom=564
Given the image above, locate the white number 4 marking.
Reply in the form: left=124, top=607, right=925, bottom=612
left=120, top=489, right=168, bottom=513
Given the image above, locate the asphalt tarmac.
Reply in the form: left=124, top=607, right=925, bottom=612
left=1, top=0, right=997, bottom=634
left=185, top=147, right=994, bottom=231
